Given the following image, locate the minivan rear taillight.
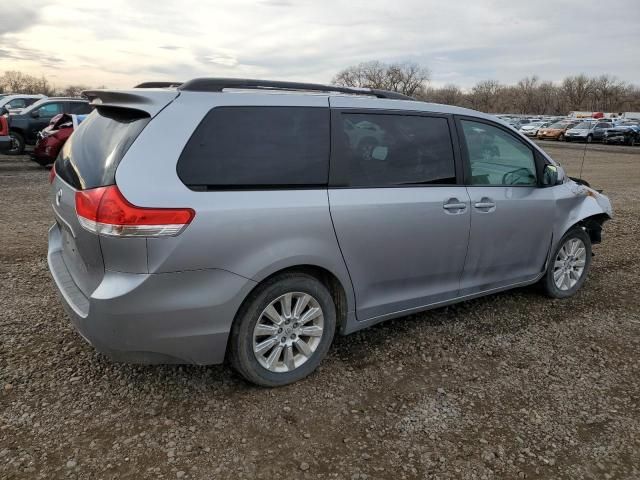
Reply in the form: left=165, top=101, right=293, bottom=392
left=75, top=185, right=195, bottom=237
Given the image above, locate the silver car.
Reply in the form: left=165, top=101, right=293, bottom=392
left=48, top=79, right=612, bottom=386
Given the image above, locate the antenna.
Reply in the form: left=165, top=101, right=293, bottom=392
left=579, top=128, right=588, bottom=180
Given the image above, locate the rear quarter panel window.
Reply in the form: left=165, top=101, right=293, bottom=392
left=177, top=106, right=330, bottom=188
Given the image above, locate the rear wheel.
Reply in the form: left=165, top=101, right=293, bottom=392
left=629, top=137, right=636, bottom=147
left=228, top=273, right=336, bottom=387
left=542, top=227, right=592, bottom=299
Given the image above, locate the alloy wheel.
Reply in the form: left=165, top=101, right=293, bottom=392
left=252, top=292, right=324, bottom=373
left=553, top=238, right=587, bottom=291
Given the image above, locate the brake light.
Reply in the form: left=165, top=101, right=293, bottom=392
left=75, top=185, right=195, bottom=237
left=49, top=166, right=57, bottom=183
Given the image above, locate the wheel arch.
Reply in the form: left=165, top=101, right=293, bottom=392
left=234, top=262, right=355, bottom=338
left=559, top=212, right=610, bottom=247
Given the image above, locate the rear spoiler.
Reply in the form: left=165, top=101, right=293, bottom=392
left=82, top=89, right=180, bottom=117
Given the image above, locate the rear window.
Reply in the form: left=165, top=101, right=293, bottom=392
left=55, top=107, right=150, bottom=190
left=177, top=106, right=329, bottom=189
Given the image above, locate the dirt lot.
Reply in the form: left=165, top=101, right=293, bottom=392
left=1, top=142, right=639, bottom=479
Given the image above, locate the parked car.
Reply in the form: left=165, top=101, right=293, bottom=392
left=564, top=121, right=610, bottom=143
left=519, top=121, right=550, bottom=137
left=602, top=122, right=640, bottom=146
left=31, top=113, right=87, bottom=166
left=6, top=97, right=92, bottom=154
left=0, top=94, right=45, bottom=114
left=0, top=114, right=10, bottom=152
left=48, top=79, right=612, bottom=387
left=537, top=120, right=579, bottom=141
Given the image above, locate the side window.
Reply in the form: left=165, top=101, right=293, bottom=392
left=8, top=99, right=26, bottom=109
left=36, top=103, right=63, bottom=117
left=337, top=113, right=456, bottom=187
left=596, top=122, right=609, bottom=129
left=68, top=102, right=91, bottom=114
left=460, top=120, right=537, bottom=186
left=177, top=106, right=329, bottom=188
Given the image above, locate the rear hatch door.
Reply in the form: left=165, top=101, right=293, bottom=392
left=51, top=89, right=178, bottom=296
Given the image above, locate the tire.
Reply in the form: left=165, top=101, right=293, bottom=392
left=629, top=137, right=636, bottom=147
left=228, top=273, right=336, bottom=387
left=542, top=227, right=592, bottom=299
left=5, top=131, right=25, bottom=155
left=602, top=138, right=608, bottom=145
left=586, top=134, right=593, bottom=144
left=558, top=133, right=564, bottom=142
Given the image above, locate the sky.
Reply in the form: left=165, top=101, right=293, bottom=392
left=0, top=0, right=639, bottom=90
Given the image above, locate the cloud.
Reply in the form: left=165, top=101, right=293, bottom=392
left=0, top=4, right=46, bottom=35
left=0, top=0, right=638, bottom=89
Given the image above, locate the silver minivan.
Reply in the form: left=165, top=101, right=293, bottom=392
left=48, top=79, right=612, bottom=386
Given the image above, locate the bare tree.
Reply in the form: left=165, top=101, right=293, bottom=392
left=469, top=80, right=502, bottom=112
left=333, top=61, right=430, bottom=97
left=60, top=85, right=91, bottom=97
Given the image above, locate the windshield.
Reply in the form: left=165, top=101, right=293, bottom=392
left=549, top=122, right=570, bottom=129
left=573, top=122, right=593, bottom=130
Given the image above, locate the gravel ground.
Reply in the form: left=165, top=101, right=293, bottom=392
left=1, top=142, right=639, bottom=479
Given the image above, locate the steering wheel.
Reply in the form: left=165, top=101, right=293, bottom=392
left=502, top=168, right=535, bottom=185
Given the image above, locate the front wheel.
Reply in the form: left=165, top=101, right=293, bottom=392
left=4, top=132, right=25, bottom=155
left=586, top=134, right=593, bottom=144
left=542, top=227, right=592, bottom=299
left=228, top=273, right=336, bottom=387
left=558, top=133, right=565, bottom=142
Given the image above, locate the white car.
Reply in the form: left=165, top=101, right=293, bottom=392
left=519, top=121, right=549, bottom=137
left=0, top=94, right=46, bottom=114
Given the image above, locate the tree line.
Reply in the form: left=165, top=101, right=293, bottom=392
left=0, top=71, right=95, bottom=98
left=333, top=61, right=640, bottom=114
left=3, top=64, right=640, bottom=114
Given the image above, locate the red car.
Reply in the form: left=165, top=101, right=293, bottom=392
left=31, top=113, right=87, bottom=166
left=0, top=114, right=11, bottom=152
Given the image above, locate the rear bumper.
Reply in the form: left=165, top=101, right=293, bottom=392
left=48, top=225, right=256, bottom=365
left=0, top=135, right=11, bottom=152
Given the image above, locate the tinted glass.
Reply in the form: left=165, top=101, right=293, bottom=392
left=337, top=113, right=456, bottom=187
left=461, top=120, right=536, bottom=186
left=37, top=103, right=63, bottom=117
left=55, top=107, right=150, bottom=190
left=177, top=106, right=329, bottom=188
left=68, top=102, right=91, bottom=114
left=7, top=99, right=26, bottom=108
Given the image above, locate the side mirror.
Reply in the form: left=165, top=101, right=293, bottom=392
left=542, top=164, right=562, bottom=186
left=30, top=110, right=40, bottom=118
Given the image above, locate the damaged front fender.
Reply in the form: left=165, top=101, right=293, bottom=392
left=554, top=180, right=613, bottom=246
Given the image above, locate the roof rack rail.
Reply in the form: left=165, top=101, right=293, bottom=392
left=134, top=82, right=183, bottom=88
left=178, top=78, right=415, bottom=100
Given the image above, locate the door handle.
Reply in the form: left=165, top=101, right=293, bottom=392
left=474, top=202, right=496, bottom=208
left=444, top=202, right=467, bottom=210
left=443, top=198, right=467, bottom=213
left=473, top=197, right=496, bottom=211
